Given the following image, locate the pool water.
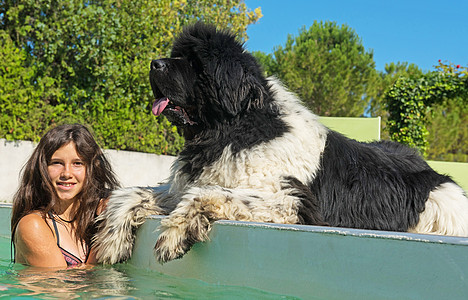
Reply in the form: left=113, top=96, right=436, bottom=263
left=0, top=236, right=298, bottom=299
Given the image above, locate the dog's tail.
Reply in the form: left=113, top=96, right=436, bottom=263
left=92, top=187, right=164, bottom=264
left=410, top=182, right=468, bottom=237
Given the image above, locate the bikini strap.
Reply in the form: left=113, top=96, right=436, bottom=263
left=11, top=239, right=15, bottom=264
left=48, top=212, right=61, bottom=246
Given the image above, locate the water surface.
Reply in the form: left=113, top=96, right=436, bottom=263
left=0, top=236, right=297, bottom=299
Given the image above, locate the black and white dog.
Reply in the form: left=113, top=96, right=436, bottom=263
left=93, top=22, right=468, bottom=264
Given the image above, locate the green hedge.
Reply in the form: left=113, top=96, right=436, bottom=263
left=385, top=63, right=468, bottom=157
left=0, top=0, right=261, bottom=155
left=0, top=29, right=184, bottom=154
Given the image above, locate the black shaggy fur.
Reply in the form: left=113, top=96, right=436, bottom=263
left=310, top=131, right=454, bottom=231
left=149, top=22, right=465, bottom=233
left=149, top=22, right=462, bottom=233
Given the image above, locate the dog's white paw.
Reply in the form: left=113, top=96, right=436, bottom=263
left=154, top=226, right=190, bottom=263
left=154, top=212, right=212, bottom=263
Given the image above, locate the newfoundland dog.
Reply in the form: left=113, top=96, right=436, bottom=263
left=93, top=22, right=468, bottom=264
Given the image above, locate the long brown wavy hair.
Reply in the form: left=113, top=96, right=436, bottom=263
left=11, top=124, right=120, bottom=246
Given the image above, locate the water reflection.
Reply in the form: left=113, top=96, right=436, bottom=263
left=0, top=258, right=296, bottom=299
left=2, top=263, right=135, bottom=299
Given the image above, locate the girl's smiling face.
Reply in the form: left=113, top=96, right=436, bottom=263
left=47, top=142, right=86, bottom=204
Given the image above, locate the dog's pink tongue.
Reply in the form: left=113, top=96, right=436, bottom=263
left=152, top=97, right=169, bottom=116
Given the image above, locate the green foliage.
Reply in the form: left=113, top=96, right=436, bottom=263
left=0, top=30, right=65, bottom=141
left=360, top=62, right=425, bottom=140
left=426, top=98, right=468, bottom=162
left=371, top=62, right=424, bottom=117
left=0, top=0, right=261, bottom=155
left=251, top=51, right=277, bottom=76
left=254, top=21, right=379, bottom=117
left=385, top=61, right=468, bottom=155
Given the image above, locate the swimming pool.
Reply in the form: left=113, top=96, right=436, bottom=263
left=0, top=235, right=296, bottom=299
left=3, top=203, right=468, bottom=299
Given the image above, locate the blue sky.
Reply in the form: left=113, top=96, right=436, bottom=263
left=244, top=0, right=468, bottom=72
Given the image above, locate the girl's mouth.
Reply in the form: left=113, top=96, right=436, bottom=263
left=57, top=182, right=76, bottom=189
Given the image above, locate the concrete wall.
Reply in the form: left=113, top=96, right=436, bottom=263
left=2, top=138, right=467, bottom=202
left=0, top=139, right=176, bottom=202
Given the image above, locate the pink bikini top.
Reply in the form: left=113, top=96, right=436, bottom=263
left=49, top=213, right=88, bottom=266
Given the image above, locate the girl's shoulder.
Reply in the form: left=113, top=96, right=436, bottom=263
left=14, top=211, right=68, bottom=267
left=18, top=211, right=46, bottom=223
left=16, top=212, right=51, bottom=237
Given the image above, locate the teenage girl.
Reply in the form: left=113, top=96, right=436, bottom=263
left=11, top=124, right=120, bottom=267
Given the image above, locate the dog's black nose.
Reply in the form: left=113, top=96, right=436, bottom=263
left=151, top=59, right=166, bottom=70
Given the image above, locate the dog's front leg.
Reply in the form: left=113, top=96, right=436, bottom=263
left=154, top=186, right=256, bottom=262
left=93, top=186, right=168, bottom=264
left=154, top=183, right=321, bottom=263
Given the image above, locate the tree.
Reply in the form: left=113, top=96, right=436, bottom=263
left=255, top=21, right=379, bottom=117
left=0, top=0, right=262, bottom=154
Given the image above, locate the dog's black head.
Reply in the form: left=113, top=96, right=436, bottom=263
left=149, top=22, right=267, bottom=139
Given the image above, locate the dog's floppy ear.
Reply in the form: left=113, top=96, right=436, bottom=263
left=179, top=22, right=267, bottom=119
left=211, top=58, right=266, bottom=118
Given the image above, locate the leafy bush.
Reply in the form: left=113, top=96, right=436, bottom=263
left=0, top=0, right=261, bottom=155
left=385, top=62, right=468, bottom=156
left=425, top=97, right=468, bottom=162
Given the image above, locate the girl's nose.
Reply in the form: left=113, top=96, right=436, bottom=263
left=60, top=164, right=72, bottom=178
